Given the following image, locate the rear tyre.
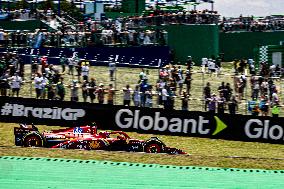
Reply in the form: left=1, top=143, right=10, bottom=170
left=23, top=134, right=43, bottom=147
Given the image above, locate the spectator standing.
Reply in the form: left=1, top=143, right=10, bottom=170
left=237, top=74, right=246, bottom=101
left=75, top=60, right=82, bottom=82
left=140, top=80, right=149, bottom=107
left=107, top=84, right=115, bottom=105
left=225, top=83, right=232, bottom=101
left=40, top=56, right=48, bottom=74
left=50, top=65, right=60, bottom=84
left=68, top=56, right=75, bottom=76
left=82, top=80, right=89, bottom=102
left=271, top=103, right=280, bottom=117
left=238, top=59, right=246, bottom=73
left=184, top=73, right=192, bottom=96
left=181, top=91, right=189, bottom=111
left=249, top=59, right=256, bottom=75
left=89, top=78, right=97, bottom=103
left=269, top=80, right=277, bottom=100
left=217, top=94, right=226, bottom=114
left=41, top=73, right=49, bottom=99
left=167, top=87, right=175, bottom=110
left=56, top=77, right=65, bottom=101
left=0, top=56, right=6, bottom=76
left=252, top=104, right=260, bottom=116
left=186, top=56, right=194, bottom=71
left=10, top=72, right=22, bottom=97
left=168, top=78, right=177, bottom=95
left=177, top=66, right=184, bottom=95
left=34, top=73, right=43, bottom=99
left=47, top=82, right=56, bottom=100
left=132, top=85, right=141, bottom=107
left=207, top=59, right=216, bottom=76
left=0, top=71, right=10, bottom=96
left=156, top=79, right=166, bottom=107
left=60, top=55, right=67, bottom=73
left=259, top=97, right=269, bottom=116
left=203, top=82, right=211, bottom=111
left=70, top=80, right=79, bottom=102
left=251, top=78, right=260, bottom=100
left=109, top=61, right=116, bottom=81
left=218, top=82, right=226, bottom=97
left=96, top=83, right=105, bottom=104
left=123, top=84, right=132, bottom=106
left=208, top=93, right=217, bottom=114
left=271, top=89, right=279, bottom=105
left=228, top=96, right=238, bottom=114
left=81, top=61, right=90, bottom=82
left=139, top=69, right=147, bottom=83
left=32, top=57, right=38, bottom=75
left=216, top=56, right=222, bottom=69
left=161, top=86, right=168, bottom=109
left=145, top=86, right=153, bottom=108
left=260, top=79, right=268, bottom=96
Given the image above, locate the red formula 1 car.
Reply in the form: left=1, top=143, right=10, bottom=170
left=14, top=124, right=186, bottom=155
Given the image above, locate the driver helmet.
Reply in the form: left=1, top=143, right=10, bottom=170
left=20, top=123, right=28, bottom=128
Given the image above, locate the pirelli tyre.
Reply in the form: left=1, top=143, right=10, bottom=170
left=144, top=137, right=165, bottom=153
left=23, top=133, right=44, bottom=147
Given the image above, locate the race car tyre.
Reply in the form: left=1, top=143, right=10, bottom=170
left=144, top=143, right=162, bottom=153
left=23, top=134, right=43, bottom=147
left=144, top=137, right=165, bottom=153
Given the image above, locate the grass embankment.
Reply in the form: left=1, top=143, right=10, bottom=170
left=0, top=123, right=283, bottom=170
left=17, top=64, right=284, bottom=116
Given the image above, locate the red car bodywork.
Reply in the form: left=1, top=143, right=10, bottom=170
left=14, top=124, right=186, bottom=154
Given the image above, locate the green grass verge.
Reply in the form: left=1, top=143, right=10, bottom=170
left=0, top=123, right=283, bottom=170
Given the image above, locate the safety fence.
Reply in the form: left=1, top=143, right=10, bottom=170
left=0, top=30, right=168, bottom=48
left=0, top=46, right=170, bottom=68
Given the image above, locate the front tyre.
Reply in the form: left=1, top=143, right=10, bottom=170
left=144, top=143, right=162, bottom=153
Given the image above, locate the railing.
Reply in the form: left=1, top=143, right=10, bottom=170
left=0, top=30, right=168, bottom=48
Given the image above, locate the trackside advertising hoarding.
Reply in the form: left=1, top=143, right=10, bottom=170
left=0, top=97, right=283, bottom=144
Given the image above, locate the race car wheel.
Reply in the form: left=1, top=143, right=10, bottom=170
left=145, top=143, right=162, bottom=153
left=23, top=135, right=43, bottom=147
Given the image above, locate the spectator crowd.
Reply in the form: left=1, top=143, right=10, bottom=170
left=220, top=15, right=284, bottom=32
left=0, top=51, right=282, bottom=117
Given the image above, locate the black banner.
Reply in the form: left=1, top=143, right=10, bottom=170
left=0, top=97, right=284, bottom=144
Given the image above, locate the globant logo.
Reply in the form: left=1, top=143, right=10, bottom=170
left=245, top=119, right=284, bottom=140
left=1, top=103, right=85, bottom=121
left=115, top=109, right=227, bottom=135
